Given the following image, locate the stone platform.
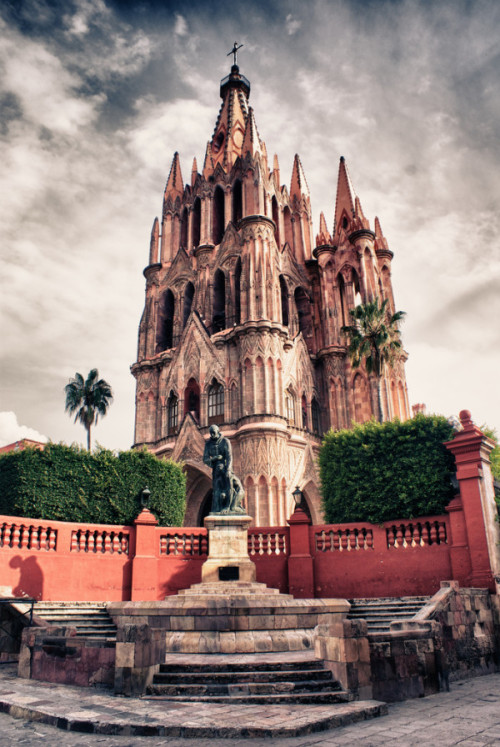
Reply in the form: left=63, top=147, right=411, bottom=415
left=109, top=582, right=350, bottom=656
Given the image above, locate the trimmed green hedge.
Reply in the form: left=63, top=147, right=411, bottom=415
left=319, top=415, right=456, bottom=524
left=0, top=443, right=186, bottom=527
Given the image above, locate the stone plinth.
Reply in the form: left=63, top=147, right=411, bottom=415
left=202, top=514, right=256, bottom=584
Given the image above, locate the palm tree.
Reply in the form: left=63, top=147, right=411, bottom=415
left=64, top=369, right=113, bottom=450
left=341, top=298, right=405, bottom=423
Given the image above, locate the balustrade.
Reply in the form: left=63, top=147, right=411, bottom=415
left=314, top=527, right=374, bottom=552
left=0, top=521, right=57, bottom=551
left=248, top=530, right=288, bottom=555
left=70, top=528, right=129, bottom=554
left=385, top=520, right=447, bottom=548
left=159, top=531, right=208, bottom=556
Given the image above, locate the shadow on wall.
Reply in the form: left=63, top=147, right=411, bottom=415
left=9, top=556, right=44, bottom=599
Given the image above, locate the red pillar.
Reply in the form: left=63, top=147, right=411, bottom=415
left=445, top=410, right=497, bottom=591
left=130, top=508, right=159, bottom=601
left=287, top=507, right=314, bottom=598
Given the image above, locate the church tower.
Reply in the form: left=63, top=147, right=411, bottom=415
left=132, top=56, right=410, bottom=526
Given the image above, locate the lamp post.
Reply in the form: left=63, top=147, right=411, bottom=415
left=292, top=485, right=303, bottom=510
left=141, top=486, right=151, bottom=509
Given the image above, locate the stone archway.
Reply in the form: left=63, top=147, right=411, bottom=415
left=182, top=463, right=212, bottom=527
left=301, top=480, right=323, bottom=525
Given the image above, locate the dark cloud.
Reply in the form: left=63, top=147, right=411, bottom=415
left=1, top=0, right=499, bottom=447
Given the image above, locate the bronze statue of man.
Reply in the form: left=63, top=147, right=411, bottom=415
left=203, top=425, right=245, bottom=514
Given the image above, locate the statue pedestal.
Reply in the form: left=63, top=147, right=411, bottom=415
left=202, top=514, right=256, bottom=584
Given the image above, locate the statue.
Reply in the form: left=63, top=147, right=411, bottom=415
left=203, top=425, right=245, bottom=514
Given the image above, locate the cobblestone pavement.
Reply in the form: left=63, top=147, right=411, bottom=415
left=0, top=664, right=499, bottom=746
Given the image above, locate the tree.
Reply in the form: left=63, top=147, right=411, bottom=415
left=341, top=298, right=405, bottom=422
left=64, top=369, right=113, bottom=450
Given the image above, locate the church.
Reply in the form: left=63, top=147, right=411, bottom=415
left=131, top=54, right=410, bottom=527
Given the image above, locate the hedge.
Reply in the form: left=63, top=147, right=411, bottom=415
left=319, top=414, right=456, bottom=524
left=0, top=443, right=186, bottom=527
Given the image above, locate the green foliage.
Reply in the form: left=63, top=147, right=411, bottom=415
left=480, top=426, right=500, bottom=483
left=0, top=443, right=186, bottom=527
left=319, top=414, right=456, bottom=524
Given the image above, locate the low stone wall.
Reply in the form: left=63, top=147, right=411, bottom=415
left=417, top=582, right=499, bottom=682
left=367, top=583, right=500, bottom=702
left=18, top=626, right=116, bottom=688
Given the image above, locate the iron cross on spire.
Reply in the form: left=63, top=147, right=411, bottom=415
left=227, top=41, right=243, bottom=66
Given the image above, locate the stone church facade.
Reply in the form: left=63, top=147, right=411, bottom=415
left=132, top=60, right=410, bottom=526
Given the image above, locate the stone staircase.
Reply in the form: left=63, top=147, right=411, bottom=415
left=146, top=654, right=351, bottom=704
left=33, top=602, right=117, bottom=642
left=348, top=596, right=431, bottom=634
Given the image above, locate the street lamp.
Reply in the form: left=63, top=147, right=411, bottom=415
left=141, top=486, right=151, bottom=509
left=292, top=485, right=303, bottom=509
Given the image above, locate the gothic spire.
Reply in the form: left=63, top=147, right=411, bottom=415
left=290, top=154, right=310, bottom=201
left=333, top=156, right=356, bottom=235
left=164, top=152, right=184, bottom=201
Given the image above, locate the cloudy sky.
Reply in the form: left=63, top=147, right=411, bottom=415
left=1, top=0, right=499, bottom=450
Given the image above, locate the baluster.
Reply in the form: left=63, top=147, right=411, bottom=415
left=96, top=532, right=103, bottom=553
left=104, top=532, right=111, bottom=553
left=193, top=534, right=200, bottom=555
left=87, top=531, right=96, bottom=553
left=159, top=535, right=167, bottom=555
left=282, top=534, right=287, bottom=555
left=270, top=533, right=277, bottom=555
left=39, top=527, right=47, bottom=551
left=387, top=527, right=395, bottom=548
left=333, top=531, right=340, bottom=551
left=340, top=531, right=348, bottom=552
left=79, top=530, right=87, bottom=552
left=420, top=523, right=429, bottom=545
left=438, top=522, right=447, bottom=544
left=430, top=523, right=438, bottom=545
left=366, top=530, right=373, bottom=549
left=48, top=528, right=57, bottom=551
left=70, top=530, right=78, bottom=552
left=201, top=534, right=208, bottom=554
left=19, top=525, right=27, bottom=549
left=184, top=534, right=192, bottom=555
left=404, top=524, right=413, bottom=548
left=112, top=533, right=120, bottom=553
left=122, top=535, right=129, bottom=554
left=396, top=525, right=404, bottom=548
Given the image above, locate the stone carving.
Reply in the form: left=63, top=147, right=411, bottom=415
left=203, top=425, right=245, bottom=514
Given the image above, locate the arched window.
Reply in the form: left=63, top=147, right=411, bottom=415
left=311, top=398, right=321, bottom=435
left=156, top=289, right=175, bottom=352
left=285, top=390, right=295, bottom=424
left=167, top=392, right=178, bottom=435
left=192, top=197, right=201, bottom=248
left=235, top=258, right=241, bottom=324
left=184, top=378, right=200, bottom=423
left=180, top=207, right=188, bottom=250
left=294, top=287, right=313, bottom=340
left=272, top=196, right=280, bottom=247
left=337, top=273, right=347, bottom=327
left=213, top=185, right=225, bottom=245
left=183, top=282, right=194, bottom=329
left=301, top=394, right=308, bottom=429
left=279, top=275, right=289, bottom=326
left=208, top=380, right=224, bottom=424
left=283, top=206, right=293, bottom=247
left=212, top=269, right=226, bottom=332
left=232, top=180, right=242, bottom=224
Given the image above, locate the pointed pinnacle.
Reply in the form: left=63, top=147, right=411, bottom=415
left=191, top=157, right=198, bottom=186
left=164, top=152, right=184, bottom=200
left=290, top=154, right=310, bottom=199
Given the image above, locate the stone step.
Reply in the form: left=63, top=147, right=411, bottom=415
left=154, top=668, right=333, bottom=685
left=148, top=678, right=340, bottom=697
left=159, top=659, right=324, bottom=674
left=33, top=602, right=117, bottom=641
left=347, top=596, right=431, bottom=633
left=145, top=690, right=352, bottom=705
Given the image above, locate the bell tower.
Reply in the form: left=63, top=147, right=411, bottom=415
left=132, top=52, right=410, bottom=526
